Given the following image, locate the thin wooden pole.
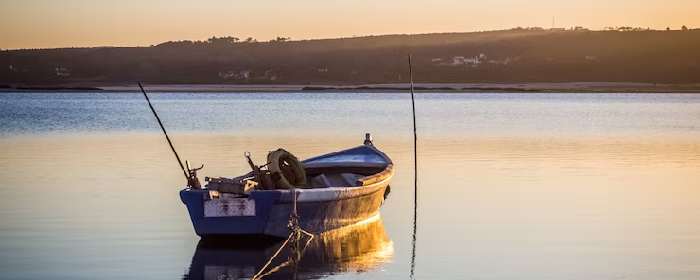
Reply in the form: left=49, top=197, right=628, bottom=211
left=408, top=55, right=417, bottom=193
left=408, top=54, right=418, bottom=279
left=138, top=82, right=190, bottom=184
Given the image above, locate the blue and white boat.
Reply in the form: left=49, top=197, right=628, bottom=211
left=180, top=134, right=393, bottom=239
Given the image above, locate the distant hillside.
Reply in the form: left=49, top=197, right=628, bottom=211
left=2, top=29, right=700, bottom=85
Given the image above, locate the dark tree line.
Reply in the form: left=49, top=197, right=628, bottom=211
left=155, top=36, right=286, bottom=47
left=2, top=29, right=700, bottom=85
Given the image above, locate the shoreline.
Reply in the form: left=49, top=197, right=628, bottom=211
left=2, top=82, right=700, bottom=93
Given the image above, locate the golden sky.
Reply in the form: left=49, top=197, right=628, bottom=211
left=1, top=0, right=698, bottom=49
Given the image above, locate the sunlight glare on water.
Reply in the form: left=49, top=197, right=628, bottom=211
left=0, top=92, right=699, bottom=280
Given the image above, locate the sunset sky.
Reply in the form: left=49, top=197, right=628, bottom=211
left=1, top=0, right=698, bottom=49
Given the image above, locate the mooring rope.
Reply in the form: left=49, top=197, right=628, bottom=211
left=251, top=232, right=294, bottom=280
left=254, top=235, right=315, bottom=279
left=251, top=187, right=314, bottom=280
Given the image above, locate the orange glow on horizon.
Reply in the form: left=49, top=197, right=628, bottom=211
left=1, top=0, right=699, bottom=49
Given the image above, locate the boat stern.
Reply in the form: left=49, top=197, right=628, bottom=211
left=180, top=189, right=283, bottom=238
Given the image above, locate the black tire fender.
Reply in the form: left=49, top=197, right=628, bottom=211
left=267, top=149, right=307, bottom=189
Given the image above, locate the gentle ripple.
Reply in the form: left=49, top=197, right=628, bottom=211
left=0, top=92, right=699, bottom=280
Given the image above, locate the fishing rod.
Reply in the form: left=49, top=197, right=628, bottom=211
left=138, top=82, right=191, bottom=185
left=408, top=54, right=418, bottom=279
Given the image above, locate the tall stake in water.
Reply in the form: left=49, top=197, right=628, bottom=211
left=408, top=54, right=418, bottom=279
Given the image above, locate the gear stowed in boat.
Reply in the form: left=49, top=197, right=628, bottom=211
left=180, top=133, right=394, bottom=239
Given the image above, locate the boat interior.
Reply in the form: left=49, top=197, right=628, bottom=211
left=304, top=165, right=387, bottom=189
left=203, top=144, right=393, bottom=193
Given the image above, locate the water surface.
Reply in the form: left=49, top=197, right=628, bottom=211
left=0, top=92, right=699, bottom=280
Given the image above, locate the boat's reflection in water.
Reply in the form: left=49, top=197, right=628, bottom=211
left=184, top=216, right=393, bottom=280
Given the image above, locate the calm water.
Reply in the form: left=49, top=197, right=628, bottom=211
left=1, top=92, right=699, bottom=280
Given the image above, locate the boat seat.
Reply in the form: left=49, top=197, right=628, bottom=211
left=309, top=173, right=364, bottom=188
left=309, top=174, right=333, bottom=189
left=327, top=173, right=364, bottom=188
left=341, top=173, right=364, bottom=187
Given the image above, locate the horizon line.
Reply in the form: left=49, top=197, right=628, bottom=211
left=3, top=26, right=697, bottom=51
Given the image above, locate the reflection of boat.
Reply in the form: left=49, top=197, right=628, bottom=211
left=180, top=134, right=393, bottom=239
left=184, top=216, right=393, bottom=280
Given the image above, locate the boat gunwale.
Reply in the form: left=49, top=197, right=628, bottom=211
left=258, top=170, right=393, bottom=203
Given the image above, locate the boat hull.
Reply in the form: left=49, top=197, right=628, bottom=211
left=180, top=179, right=390, bottom=239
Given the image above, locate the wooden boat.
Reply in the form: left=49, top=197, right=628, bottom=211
left=180, top=134, right=393, bottom=239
